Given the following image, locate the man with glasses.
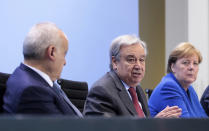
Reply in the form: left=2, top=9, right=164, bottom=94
left=84, top=34, right=181, bottom=118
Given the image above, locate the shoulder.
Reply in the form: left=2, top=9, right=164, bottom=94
left=160, top=74, right=181, bottom=90
left=8, top=63, right=50, bottom=89
left=91, top=72, right=117, bottom=91
left=87, top=71, right=122, bottom=104
left=152, top=73, right=183, bottom=97
left=201, top=85, right=209, bottom=98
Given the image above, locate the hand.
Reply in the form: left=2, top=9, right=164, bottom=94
left=154, top=106, right=182, bottom=118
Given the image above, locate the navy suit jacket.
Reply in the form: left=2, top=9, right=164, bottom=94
left=83, top=71, right=150, bottom=117
left=3, top=63, right=77, bottom=115
left=200, top=85, right=209, bottom=116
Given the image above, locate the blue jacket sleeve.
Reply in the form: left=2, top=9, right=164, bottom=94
left=160, top=82, right=190, bottom=117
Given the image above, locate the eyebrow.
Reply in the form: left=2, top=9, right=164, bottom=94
left=126, top=55, right=135, bottom=57
left=181, top=58, right=198, bottom=61
left=126, top=55, right=146, bottom=58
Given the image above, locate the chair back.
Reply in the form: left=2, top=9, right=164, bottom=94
left=0, top=72, right=88, bottom=113
left=57, top=79, right=88, bottom=112
left=0, top=72, right=10, bottom=113
left=145, top=88, right=153, bottom=99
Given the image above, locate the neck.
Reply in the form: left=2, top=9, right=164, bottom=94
left=24, top=59, right=54, bottom=81
left=172, top=73, right=189, bottom=91
left=24, top=59, right=43, bottom=70
left=178, top=80, right=189, bottom=91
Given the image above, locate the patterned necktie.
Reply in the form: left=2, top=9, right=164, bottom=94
left=53, top=82, right=83, bottom=117
left=128, top=87, right=145, bottom=117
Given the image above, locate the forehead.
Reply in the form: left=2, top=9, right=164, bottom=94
left=178, top=55, right=199, bottom=61
left=120, top=44, right=145, bottom=57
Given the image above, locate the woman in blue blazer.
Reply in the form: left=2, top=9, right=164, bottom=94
left=148, top=42, right=207, bottom=118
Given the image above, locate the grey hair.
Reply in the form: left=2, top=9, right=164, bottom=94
left=23, top=22, right=67, bottom=60
left=109, top=34, right=147, bottom=70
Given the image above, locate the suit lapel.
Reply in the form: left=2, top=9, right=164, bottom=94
left=109, top=71, right=137, bottom=116
left=118, top=90, right=137, bottom=115
left=52, top=83, right=83, bottom=117
left=136, top=85, right=149, bottom=117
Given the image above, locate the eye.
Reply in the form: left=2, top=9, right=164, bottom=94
left=182, top=61, right=189, bottom=65
left=127, top=58, right=136, bottom=63
left=139, top=58, right=145, bottom=63
left=193, top=61, right=199, bottom=65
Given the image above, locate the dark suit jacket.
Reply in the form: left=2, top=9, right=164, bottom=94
left=3, top=63, right=77, bottom=115
left=200, top=85, right=209, bottom=116
left=83, top=71, right=150, bottom=117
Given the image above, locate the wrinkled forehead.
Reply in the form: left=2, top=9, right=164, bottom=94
left=119, top=44, right=145, bottom=57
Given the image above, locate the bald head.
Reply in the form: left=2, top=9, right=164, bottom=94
left=23, top=22, right=68, bottom=60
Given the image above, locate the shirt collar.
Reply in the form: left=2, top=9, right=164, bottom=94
left=121, top=80, right=136, bottom=91
left=23, top=63, right=53, bottom=87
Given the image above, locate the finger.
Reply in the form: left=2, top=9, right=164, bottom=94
left=162, top=106, right=181, bottom=113
left=164, top=110, right=182, bottom=118
left=167, top=112, right=182, bottom=118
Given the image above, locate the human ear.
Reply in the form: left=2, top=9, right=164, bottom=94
left=47, top=45, right=56, bottom=60
left=112, top=56, right=118, bottom=70
left=171, top=63, right=176, bottom=73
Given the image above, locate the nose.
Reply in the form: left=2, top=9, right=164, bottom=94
left=188, top=63, right=194, bottom=70
left=134, top=60, right=142, bottom=69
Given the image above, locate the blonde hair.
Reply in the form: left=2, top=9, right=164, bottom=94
left=167, top=42, right=202, bottom=73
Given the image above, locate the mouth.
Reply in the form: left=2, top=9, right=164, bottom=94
left=132, top=72, right=142, bottom=77
left=187, top=74, right=194, bottom=76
